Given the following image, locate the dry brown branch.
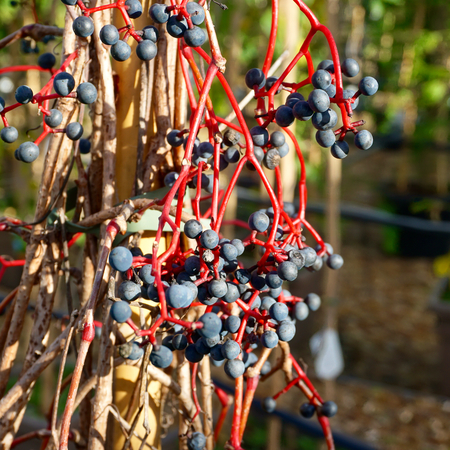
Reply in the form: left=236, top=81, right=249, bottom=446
left=200, top=358, right=214, bottom=450
left=142, top=22, right=173, bottom=191
left=77, top=199, right=195, bottom=229
left=0, top=311, right=77, bottom=423
left=0, top=24, right=63, bottom=50
left=87, top=308, right=116, bottom=449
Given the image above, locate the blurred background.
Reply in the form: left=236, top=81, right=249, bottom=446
left=0, top=0, right=449, bottom=449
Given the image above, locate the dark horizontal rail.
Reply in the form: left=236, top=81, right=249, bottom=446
left=235, top=187, right=450, bottom=235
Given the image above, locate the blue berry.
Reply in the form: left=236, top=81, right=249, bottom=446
left=248, top=211, right=270, bottom=233
left=53, top=72, right=75, bottom=96
left=277, top=142, right=289, bottom=158
left=261, top=330, right=278, bottom=349
left=136, top=40, right=157, bottom=61
left=225, top=315, right=240, bottom=333
left=77, top=82, right=97, bottom=104
left=150, top=345, right=173, bottom=369
left=139, top=264, right=155, bottom=284
left=277, top=320, right=296, bottom=342
left=195, top=337, right=211, bottom=355
left=223, top=282, right=239, bottom=303
left=292, top=100, right=314, bottom=121
left=184, top=256, right=201, bottom=276
left=224, top=146, right=240, bottom=163
left=277, top=261, right=298, bottom=281
left=44, top=109, right=63, bottom=128
left=166, top=15, right=187, bottom=38
left=208, top=279, right=227, bottom=298
left=200, top=229, right=219, bottom=249
left=128, top=343, right=144, bottom=360
left=230, top=239, right=244, bottom=256
left=327, top=253, right=344, bottom=270
left=100, top=25, right=119, bottom=45
left=316, top=129, right=336, bottom=148
left=266, top=76, right=282, bottom=94
left=311, top=69, right=332, bottom=89
left=270, top=131, right=285, bottom=148
left=109, top=247, right=133, bottom=272
left=78, top=138, right=90, bottom=154
left=187, top=431, right=206, bottom=450
left=15, top=85, right=33, bottom=104
left=354, top=130, right=373, bottom=150
left=245, top=68, right=266, bottom=90
left=221, top=339, right=240, bottom=359
left=162, top=335, right=174, bottom=351
left=288, top=249, right=305, bottom=269
left=266, top=271, right=282, bottom=289
left=66, top=122, right=83, bottom=141
left=186, top=2, right=205, bottom=25
left=325, top=83, right=336, bottom=98
left=172, top=333, right=188, bottom=350
left=308, top=89, right=330, bottom=113
left=251, top=272, right=267, bottom=291
left=111, top=41, right=132, bottom=62
left=110, top=301, right=132, bottom=323
left=341, top=58, right=360, bottom=78
left=300, top=403, right=315, bottom=418
left=305, top=293, right=321, bottom=311
left=0, top=97, right=5, bottom=113
left=275, top=106, right=295, bottom=127
left=294, top=302, right=309, bottom=320
left=262, top=397, right=277, bottom=413
left=269, top=302, right=289, bottom=321
left=235, top=269, right=251, bottom=285
left=317, top=59, right=334, bottom=73
left=185, top=343, right=204, bottom=362
left=149, top=3, right=170, bottom=23
left=166, top=284, right=192, bottom=309
left=61, top=0, right=77, bottom=4
left=331, top=141, right=349, bottom=159
left=224, top=359, right=245, bottom=378
left=118, top=280, right=141, bottom=301
left=1, top=127, right=18, bottom=143
left=142, top=25, right=158, bottom=42
left=320, top=401, right=338, bottom=417
left=250, top=126, right=269, bottom=146
left=184, top=219, right=203, bottom=239
left=359, top=76, right=378, bottom=96
left=164, top=171, right=179, bottom=187
left=312, top=108, right=338, bottom=131
left=184, top=26, right=206, bottom=47
left=285, top=92, right=304, bottom=108
left=125, top=0, right=142, bottom=18
left=197, top=141, right=214, bottom=158
left=198, top=313, right=222, bottom=338
left=220, top=243, right=238, bottom=261
left=38, top=52, right=56, bottom=69
left=15, top=142, right=39, bottom=163
left=166, top=129, right=184, bottom=147
left=72, top=16, right=94, bottom=38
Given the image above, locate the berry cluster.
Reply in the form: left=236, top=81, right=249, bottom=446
left=247, top=58, right=378, bottom=159
left=0, top=50, right=96, bottom=163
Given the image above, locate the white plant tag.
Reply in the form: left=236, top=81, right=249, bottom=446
left=309, top=327, right=344, bottom=380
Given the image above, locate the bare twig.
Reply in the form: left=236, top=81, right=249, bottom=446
left=0, top=24, right=63, bottom=50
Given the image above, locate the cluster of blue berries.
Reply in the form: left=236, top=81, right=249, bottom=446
left=2, top=55, right=97, bottom=163
left=149, top=2, right=207, bottom=48
left=106, top=202, right=343, bottom=384
left=246, top=58, right=378, bottom=159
